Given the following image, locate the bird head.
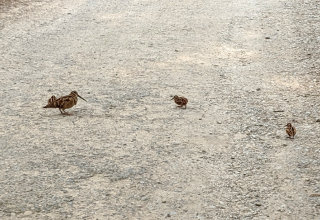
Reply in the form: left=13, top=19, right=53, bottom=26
left=286, top=123, right=292, bottom=128
left=171, top=95, right=178, bottom=100
left=71, top=91, right=87, bottom=102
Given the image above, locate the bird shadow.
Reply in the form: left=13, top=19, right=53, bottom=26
left=173, top=106, right=193, bottom=110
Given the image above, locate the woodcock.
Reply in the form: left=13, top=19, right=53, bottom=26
left=286, top=123, right=296, bottom=139
left=43, top=91, right=87, bottom=114
left=172, top=95, right=188, bottom=109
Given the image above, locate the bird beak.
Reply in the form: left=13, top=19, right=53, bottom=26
left=171, top=97, right=174, bottom=100
left=77, top=94, right=87, bottom=102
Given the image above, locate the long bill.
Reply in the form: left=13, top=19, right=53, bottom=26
left=77, top=94, right=87, bottom=102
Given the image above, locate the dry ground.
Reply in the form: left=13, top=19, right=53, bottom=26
left=0, top=0, right=319, bottom=219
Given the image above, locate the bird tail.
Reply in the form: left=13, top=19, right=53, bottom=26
left=43, top=102, right=57, bottom=108
left=44, top=95, right=58, bottom=108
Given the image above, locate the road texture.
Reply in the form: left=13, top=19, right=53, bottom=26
left=0, top=0, right=319, bottom=219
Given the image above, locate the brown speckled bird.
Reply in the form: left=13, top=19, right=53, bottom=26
left=171, top=95, right=188, bottom=109
left=286, top=123, right=296, bottom=139
left=43, top=91, right=86, bottom=114
left=47, top=95, right=57, bottom=105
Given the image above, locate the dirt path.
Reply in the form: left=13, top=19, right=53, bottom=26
left=0, top=0, right=319, bottom=219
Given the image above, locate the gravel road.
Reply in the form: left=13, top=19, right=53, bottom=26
left=0, top=0, right=319, bottom=219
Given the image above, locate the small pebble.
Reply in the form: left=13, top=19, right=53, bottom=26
left=24, top=211, right=32, bottom=216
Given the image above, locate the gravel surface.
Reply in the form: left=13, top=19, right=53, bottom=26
left=0, top=0, right=319, bottom=219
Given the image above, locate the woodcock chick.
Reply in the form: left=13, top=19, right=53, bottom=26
left=172, top=95, right=188, bottom=109
left=286, top=123, right=296, bottom=139
left=43, top=91, right=86, bottom=114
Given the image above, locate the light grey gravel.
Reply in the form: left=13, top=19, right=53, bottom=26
left=0, top=0, right=319, bottom=219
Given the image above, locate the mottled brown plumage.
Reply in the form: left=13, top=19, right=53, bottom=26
left=47, top=95, right=57, bottom=105
left=171, top=95, right=188, bottom=109
left=44, top=91, right=86, bottom=114
left=286, top=123, right=296, bottom=139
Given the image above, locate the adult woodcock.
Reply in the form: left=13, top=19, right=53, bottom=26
left=44, top=91, right=87, bottom=114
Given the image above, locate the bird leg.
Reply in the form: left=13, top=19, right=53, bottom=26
left=63, top=110, right=71, bottom=115
left=59, top=109, right=70, bottom=115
